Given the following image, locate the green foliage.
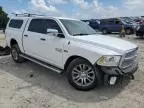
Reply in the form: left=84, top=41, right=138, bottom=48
left=0, top=6, right=9, bottom=29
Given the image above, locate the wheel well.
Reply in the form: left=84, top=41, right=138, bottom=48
left=10, top=39, right=17, bottom=47
left=125, top=27, right=133, bottom=34
left=102, top=28, right=108, bottom=32
left=125, top=27, right=132, bottom=31
left=64, top=56, right=91, bottom=71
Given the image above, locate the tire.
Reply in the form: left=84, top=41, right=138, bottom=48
left=139, top=34, right=144, bottom=39
left=66, top=58, right=102, bottom=91
left=139, top=36, right=144, bottom=39
left=125, top=28, right=132, bottom=35
left=102, top=29, right=108, bottom=34
left=108, top=31, right=111, bottom=34
left=11, top=44, right=25, bottom=63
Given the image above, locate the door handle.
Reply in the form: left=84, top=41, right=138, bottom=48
left=40, top=38, right=46, bottom=41
left=24, top=35, right=28, bottom=37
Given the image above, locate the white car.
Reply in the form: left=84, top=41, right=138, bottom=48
left=5, top=14, right=138, bottom=91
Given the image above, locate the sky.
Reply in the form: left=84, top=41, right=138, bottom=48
left=0, top=0, right=144, bottom=19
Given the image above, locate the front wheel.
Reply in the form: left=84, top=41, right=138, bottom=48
left=66, top=58, right=102, bottom=91
left=102, top=29, right=108, bottom=34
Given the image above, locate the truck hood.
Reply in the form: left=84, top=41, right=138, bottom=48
left=73, top=34, right=137, bottom=53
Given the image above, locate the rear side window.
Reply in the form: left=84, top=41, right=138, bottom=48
left=9, top=19, right=23, bottom=29
left=108, top=20, right=114, bottom=24
left=28, top=19, right=45, bottom=33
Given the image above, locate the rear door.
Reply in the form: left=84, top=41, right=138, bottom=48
left=23, top=18, right=65, bottom=68
left=23, top=18, right=46, bottom=60
left=107, top=20, right=115, bottom=32
left=114, top=19, right=122, bottom=32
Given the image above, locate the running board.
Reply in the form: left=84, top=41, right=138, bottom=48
left=20, top=54, right=63, bottom=74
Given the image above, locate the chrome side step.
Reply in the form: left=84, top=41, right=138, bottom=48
left=20, top=54, right=63, bottom=74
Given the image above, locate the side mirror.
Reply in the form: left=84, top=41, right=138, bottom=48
left=46, top=28, right=65, bottom=38
left=46, top=29, right=58, bottom=36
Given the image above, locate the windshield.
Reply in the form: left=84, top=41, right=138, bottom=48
left=60, top=19, right=96, bottom=36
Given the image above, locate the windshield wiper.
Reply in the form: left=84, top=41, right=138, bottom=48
left=73, top=33, right=89, bottom=36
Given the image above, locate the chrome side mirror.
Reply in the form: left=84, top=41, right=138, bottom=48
left=46, top=29, right=58, bottom=36
left=46, top=28, right=65, bottom=38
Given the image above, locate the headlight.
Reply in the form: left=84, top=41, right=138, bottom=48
left=97, top=55, right=121, bottom=66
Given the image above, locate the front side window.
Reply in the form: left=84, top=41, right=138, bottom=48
left=44, top=19, right=62, bottom=33
left=28, top=19, right=62, bottom=34
left=60, top=19, right=96, bottom=36
left=108, top=20, right=114, bottom=24
left=9, top=19, right=23, bottom=29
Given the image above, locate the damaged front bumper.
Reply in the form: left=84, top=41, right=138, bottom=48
left=100, top=62, right=138, bottom=76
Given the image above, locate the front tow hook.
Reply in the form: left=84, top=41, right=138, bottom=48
left=104, top=75, right=118, bottom=85
left=129, top=75, right=135, bottom=80
left=109, top=76, right=117, bottom=85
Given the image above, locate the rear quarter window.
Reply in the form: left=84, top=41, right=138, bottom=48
left=9, top=19, right=23, bottom=29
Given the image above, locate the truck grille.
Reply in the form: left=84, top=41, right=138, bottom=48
left=121, top=48, right=138, bottom=69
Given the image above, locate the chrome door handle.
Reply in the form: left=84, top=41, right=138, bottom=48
left=40, top=38, right=46, bottom=41
left=24, top=35, right=28, bottom=37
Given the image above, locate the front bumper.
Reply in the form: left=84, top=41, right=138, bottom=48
left=100, top=63, right=138, bottom=76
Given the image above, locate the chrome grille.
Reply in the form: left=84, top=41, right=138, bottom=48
left=125, top=49, right=137, bottom=58
left=121, top=48, right=138, bottom=69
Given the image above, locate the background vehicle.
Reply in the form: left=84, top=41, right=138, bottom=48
left=99, top=18, right=135, bottom=35
left=5, top=14, right=138, bottom=91
left=82, top=19, right=100, bottom=31
left=136, top=25, right=144, bottom=38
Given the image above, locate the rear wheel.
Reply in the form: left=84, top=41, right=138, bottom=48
left=66, top=58, right=102, bottom=91
left=139, top=34, right=144, bottom=39
left=11, top=44, right=25, bottom=63
left=125, top=28, right=132, bottom=35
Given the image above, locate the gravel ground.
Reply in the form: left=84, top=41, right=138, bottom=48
left=0, top=34, right=144, bottom=108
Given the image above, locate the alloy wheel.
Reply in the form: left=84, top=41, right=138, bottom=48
left=72, top=64, right=96, bottom=87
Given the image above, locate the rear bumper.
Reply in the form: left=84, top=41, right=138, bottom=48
left=100, top=63, right=138, bottom=76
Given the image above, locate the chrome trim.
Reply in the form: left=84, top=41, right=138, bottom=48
left=20, top=54, right=62, bottom=73
left=119, top=48, right=138, bottom=72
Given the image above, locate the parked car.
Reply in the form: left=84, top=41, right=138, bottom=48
left=5, top=14, right=138, bottom=91
left=136, top=25, right=144, bottom=38
left=99, top=18, right=136, bottom=35
left=82, top=19, right=100, bottom=31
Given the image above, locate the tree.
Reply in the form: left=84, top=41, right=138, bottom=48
left=0, top=6, right=9, bottom=30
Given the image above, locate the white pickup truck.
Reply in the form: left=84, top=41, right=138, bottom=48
left=5, top=15, right=138, bottom=91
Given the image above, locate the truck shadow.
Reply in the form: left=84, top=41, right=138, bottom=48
left=0, top=57, right=131, bottom=103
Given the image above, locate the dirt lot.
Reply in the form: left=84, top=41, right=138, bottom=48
left=0, top=34, right=144, bottom=108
